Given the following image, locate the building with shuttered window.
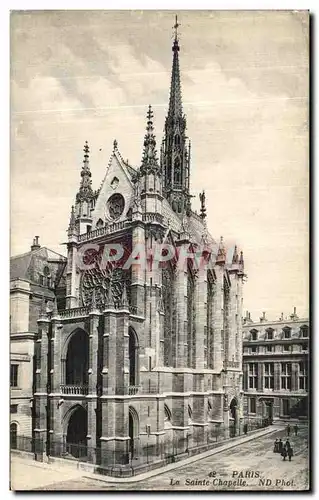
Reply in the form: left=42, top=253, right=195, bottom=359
left=242, top=308, right=309, bottom=421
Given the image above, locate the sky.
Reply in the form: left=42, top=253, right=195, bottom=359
left=10, top=10, right=309, bottom=320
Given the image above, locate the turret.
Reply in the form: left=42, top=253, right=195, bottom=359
left=139, top=105, right=163, bottom=214
left=74, top=141, right=94, bottom=235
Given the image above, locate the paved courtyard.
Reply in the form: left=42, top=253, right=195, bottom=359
left=11, top=426, right=309, bottom=492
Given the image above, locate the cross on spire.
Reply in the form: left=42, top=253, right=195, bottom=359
left=173, top=14, right=180, bottom=42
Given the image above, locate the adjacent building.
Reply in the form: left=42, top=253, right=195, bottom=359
left=10, top=238, right=66, bottom=445
left=32, top=21, right=246, bottom=471
left=243, top=308, right=309, bottom=422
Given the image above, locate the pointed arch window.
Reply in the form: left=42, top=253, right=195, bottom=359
left=174, top=134, right=181, bottom=146
left=207, top=274, right=214, bottom=369
left=162, top=265, right=175, bottom=367
left=173, top=157, right=182, bottom=187
left=187, top=269, right=196, bottom=368
left=129, top=328, right=139, bottom=388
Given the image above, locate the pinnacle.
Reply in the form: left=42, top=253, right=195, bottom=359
left=141, top=105, right=159, bottom=171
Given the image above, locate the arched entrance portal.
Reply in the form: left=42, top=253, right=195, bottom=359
left=66, top=406, right=88, bottom=458
left=129, top=407, right=139, bottom=458
left=65, top=329, right=89, bottom=386
left=229, top=398, right=238, bottom=437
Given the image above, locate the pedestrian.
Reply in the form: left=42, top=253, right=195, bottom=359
left=278, top=439, right=283, bottom=454
left=273, top=438, right=279, bottom=453
left=281, top=447, right=287, bottom=461
left=294, top=424, right=298, bottom=436
left=287, top=446, right=293, bottom=462
left=285, top=439, right=291, bottom=451
left=287, top=424, right=291, bottom=436
left=243, top=423, right=248, bottom=435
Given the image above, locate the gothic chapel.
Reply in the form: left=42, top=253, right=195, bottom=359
left=34, top=18, right=245, bottom=471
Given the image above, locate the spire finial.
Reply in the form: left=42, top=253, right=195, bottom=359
left=146, top=104, right=154, bottom=134
left=113, top=139, right=118, bottom=151
left=216, top=236, right=226, bottom=264
left=141, top=105, right=159, bottom=172
left=173, top=14, right=180, bottom=43
left=232, top=245, right=239, bottom=264
left=83, top=140, right=89, bottom=164
left=239, top=250, right=244, bottom=266
left=199, top=190, right=206, bottom=220
left=77, top=141, right=93, bottom=202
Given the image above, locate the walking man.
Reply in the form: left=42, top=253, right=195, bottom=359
left=287, top=424, right=291, bottom=436
left=278, top=438, right=283, bottom=454
left=281, top=447, right=287, bottom=461
left=287, top=446, right=293, bottom=462
left=273, top=438, right=279, bottom=453
left=294, top=424, right=298, bottom=436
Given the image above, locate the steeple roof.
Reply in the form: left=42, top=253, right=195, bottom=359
left=168, top=15, right=183, bottom=120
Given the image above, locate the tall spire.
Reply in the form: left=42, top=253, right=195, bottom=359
left=168, top=15, right=183, bottom=119
left=77, top=141, right=93, bottom=202
left=161, top=15, right=191, bottom=216
left=140, top=105, right=159, bottom=174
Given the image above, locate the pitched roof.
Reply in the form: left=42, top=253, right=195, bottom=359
left=10, top=247, right=66, bottom=282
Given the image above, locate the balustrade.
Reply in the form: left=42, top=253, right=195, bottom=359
left=78, top=220, right=126, bottom=243
left=128, top=386, right=139, bottom=395
left=60, top=384, right=89, bottom=395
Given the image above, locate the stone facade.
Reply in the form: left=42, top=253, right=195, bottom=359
left=243, top=308, right=309, bottom=421
left=10, top=241, right=66, bottom=442
left=32, top=22, right=245, bottom=469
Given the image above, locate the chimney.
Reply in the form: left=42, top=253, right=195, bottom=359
left=243, top=311, right=252, bottom=324
left=31, top=236, right=40, bottom=251
left=290, top=306, right=298, bottom=321
left=280, top=312, right=284, bottom=321
left=260, top=311, right=266, bottom=322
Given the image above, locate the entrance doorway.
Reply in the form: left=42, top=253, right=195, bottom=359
left=10, top=423, right=17, bottom=449
left=129, top=406, right=139, bottom=458
left=265, top=401, right=273, bottom=421
left=229, top=398, right=238, bottom=437
left=66, top=406, right=88, bottom=458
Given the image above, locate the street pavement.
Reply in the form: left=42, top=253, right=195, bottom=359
left=11, top=426, right=309, bottom=492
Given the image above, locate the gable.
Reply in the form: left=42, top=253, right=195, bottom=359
left=92, top=152, right=134, bottom=227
